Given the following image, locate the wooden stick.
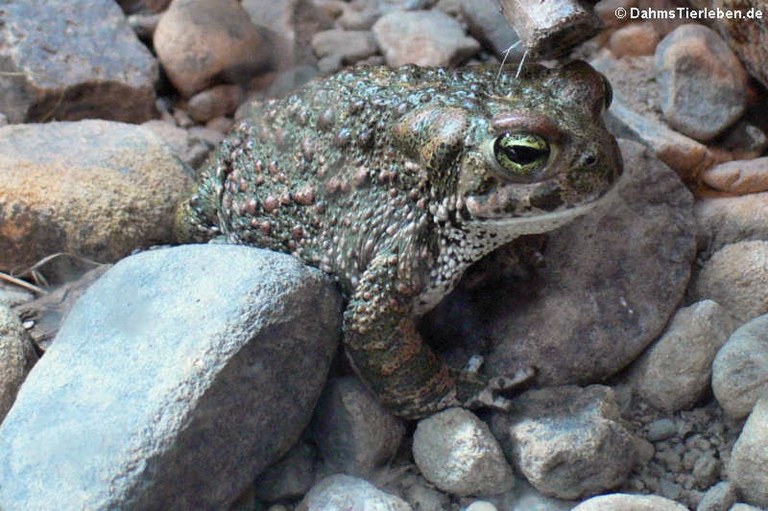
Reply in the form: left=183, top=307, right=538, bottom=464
left=497, top=0, right=602, bottom=59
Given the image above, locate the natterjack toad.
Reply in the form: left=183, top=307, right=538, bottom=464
left=176, top=62, right=623, bottom=419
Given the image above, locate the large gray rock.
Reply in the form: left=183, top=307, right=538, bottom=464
left=0, top=121, right=193, bottom=273
left=0, top=245, right=342, bottom=510
left=0, top=0, right=157, bottom=123
left=479, top=139, right=695, bottom=385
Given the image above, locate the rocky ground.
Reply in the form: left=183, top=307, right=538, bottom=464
left=1, top=0, right=768, bottom=510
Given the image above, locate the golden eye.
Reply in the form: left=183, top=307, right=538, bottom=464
left=493, top=132, right=550, bottom=178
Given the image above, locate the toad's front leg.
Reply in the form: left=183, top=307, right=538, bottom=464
left=343, top=255, right=525, bottom=419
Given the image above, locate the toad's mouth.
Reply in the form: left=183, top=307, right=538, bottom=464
left=463, top=187, right=615, bottom=236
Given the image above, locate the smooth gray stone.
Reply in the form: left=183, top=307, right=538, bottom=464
left=0, top=245, right=342, bottom=511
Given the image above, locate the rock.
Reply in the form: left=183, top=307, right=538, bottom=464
left=0, top=284, right=35, bottom=309
left=187, top=126, right=226, bottom=148
left=605, top=93, right=713, bottom=182
left=372, top=10, right=479, bottom=67
left=311, top=29, right=379, bottom=73
left=0, top=304, right=37, bottom=422
left=729, top=505, right=764, bottom=511
left=628, top=300, right=735, bottom=412
left=242, top=0, right=331, bottom=69
left=466, top=502, right=498, bottom=511
left=728, top=396, right=768, bottom=508
left=609, top=23, right=660, bottom=57
left=697, top=481, right=737, bottom=511
left=154, top=0, right=271, bottom=97
left=311, top=376, right=405, bottom=478
left=0, top=245, right=342, bottom=510
left=413, top=408, right=515, bottom=497
left=0, top=121, right=193, bottom=273
left=459, top=0, right=520, bottom=58
left=264, top=65, right=321, bottom=99
left=297, top=474, right=413, bottom=511
left=118, top=0, right=172, bottom=14
left=694, top=241, right=768, bottom=323
left=0, top=0, right=157, bottom=123
left=695, top=192, right=768, bottom=255
left=590, top=52, right=714, bottom=182
left=718, top=122, right=768, bottom=161
left=401, top=475, right=452, bottom=511
left=646, top=419, right=678, bottom=442
left=711, top=314, right=768, bottom=419
left=253, top=440, right=317, bottom=501
left=12, top=265, right=111, bottom=352
left=491, top=385, right=637, bottom=500
left=685, top=0, right=768, bottom=89
left=187, top=85, right=244, bottom=124
left=655, top=24, right=748, bottom=142
left=571, top=493, right=689, bottom=510
left=140, top=119, right=211, bottom=168
left=701, top=158, right=768, bottom=195
left=485, top=480, right=576, bottom=511
left=472, top=139, right=694, bottom=385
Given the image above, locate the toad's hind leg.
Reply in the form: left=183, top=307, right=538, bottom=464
left=343, top=256, right=525, bottom=419
left=343, top=257, right=458, bottom=419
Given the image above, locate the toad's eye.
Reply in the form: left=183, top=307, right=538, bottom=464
left=493, top=132, right=550, bottom=178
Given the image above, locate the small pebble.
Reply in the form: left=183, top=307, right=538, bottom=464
left=647, top=418, right=678, bottom=442
left=465, top=501, right=498, bottom=511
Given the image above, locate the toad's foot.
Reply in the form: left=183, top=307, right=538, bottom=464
left=454, top=359, right=535, bottom=412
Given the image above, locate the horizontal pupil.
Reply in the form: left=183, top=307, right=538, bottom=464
left=504, top=144, right=544, bottom=166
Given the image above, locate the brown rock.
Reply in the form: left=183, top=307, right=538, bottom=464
left=694, top=192, right=768, bottom=255
left=701, top=157, right=768, bottom=195
left=0, top=121, right=193, bottom=273
left=694, top=240, right=768, bottom=323
left=468, top=140, right=695, bottom=385
left=0, top=0, right=158, bottom=124
left=609, top=23, right=660, bottom=57
left=687, top=0, right=768, bottom=89
left=187, top=85, right=244, bottom=124
left=154, top=0, right=271, bottom=97
left=372, top=10, right=479, bottom=67
left=655, top=24, right=748, bottom=142
left=242, top=0, right=332, bottom=70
